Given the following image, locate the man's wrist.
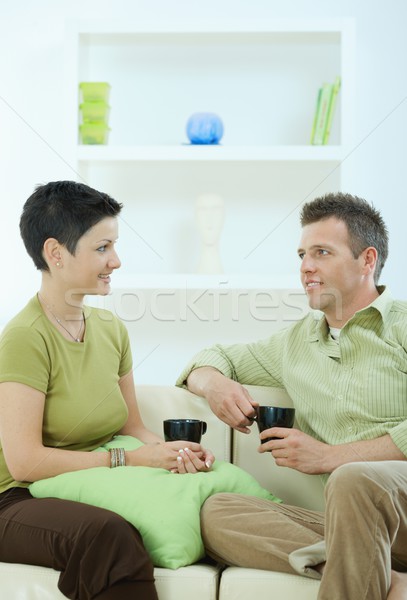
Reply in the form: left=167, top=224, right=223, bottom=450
left=186, top=366, right=222, bottom=396
left=321, top=443, right=339, bottom=474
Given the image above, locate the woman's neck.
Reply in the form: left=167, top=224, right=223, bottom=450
left=38, top=280, right=84, bottom=319
left=38, top=284, right=85, bottom=330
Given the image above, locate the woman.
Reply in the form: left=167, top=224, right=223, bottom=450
left=0, top=181, right=214, bottom=600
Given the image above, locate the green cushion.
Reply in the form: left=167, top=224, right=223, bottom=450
left=30, top=435, right=280, bottom=569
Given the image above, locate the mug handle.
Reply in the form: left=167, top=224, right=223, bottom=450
left=202, top=421, right=207, bottom=435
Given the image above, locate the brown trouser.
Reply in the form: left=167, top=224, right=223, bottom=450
left=201, top=461, right=407, bottom=600
left=0, top=487, right=158, bottom=600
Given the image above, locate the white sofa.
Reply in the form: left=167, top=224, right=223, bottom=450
left=0, top=385, right=323, bottom=599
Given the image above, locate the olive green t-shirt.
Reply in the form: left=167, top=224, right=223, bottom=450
left=0, top=296, right=133, bottom=493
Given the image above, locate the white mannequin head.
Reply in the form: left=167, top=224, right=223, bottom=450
left=195, top=193, right=225, bottom=246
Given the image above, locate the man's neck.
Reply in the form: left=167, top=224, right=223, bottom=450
left=325, top=286, right=380, bottom=329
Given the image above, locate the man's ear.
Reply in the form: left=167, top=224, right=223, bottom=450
left=362, top=246, right=378, bottom=276
left=43, top=238, right=62, bottom=269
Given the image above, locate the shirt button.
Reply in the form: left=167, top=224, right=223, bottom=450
left=338, top=394, right=343, bottom=400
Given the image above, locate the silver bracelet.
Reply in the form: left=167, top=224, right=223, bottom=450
left=118, top=447, right=126, bottom=467
left=109, top=447, right=126, bottom=468
left=109, top=448, right=117, bottom=468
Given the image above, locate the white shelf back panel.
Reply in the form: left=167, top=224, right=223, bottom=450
left=78, top=31, right=341, bottom=146
left=87, top=288, right=310, bottom=385
left=80, top=160, right=340, bottom=281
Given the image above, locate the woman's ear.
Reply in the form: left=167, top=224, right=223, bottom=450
left=43, top=238, right=63, bottom=269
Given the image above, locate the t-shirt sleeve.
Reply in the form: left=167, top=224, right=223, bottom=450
left=0, top=327, right=50, bottom=393
left=117, top=319, right=133, bottom=378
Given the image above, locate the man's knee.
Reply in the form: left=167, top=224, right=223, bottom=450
left=325, top=462, right=388, bottom=508
left=201, top=494, right=235, bottom=532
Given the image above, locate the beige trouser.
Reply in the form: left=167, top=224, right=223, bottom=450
left=200, top=461, right=407, bottom=600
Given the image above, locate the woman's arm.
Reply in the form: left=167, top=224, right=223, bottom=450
left=0, top=382, right=111, bottom=482
left=0, top=376, right=214, bottom=482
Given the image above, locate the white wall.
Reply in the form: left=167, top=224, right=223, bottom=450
left=1, top=0, right=406, bottom=377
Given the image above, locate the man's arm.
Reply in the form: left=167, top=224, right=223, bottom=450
left=324, top=433, right=406, bottom=470
left=186, top=367, right=258, bottom=433
left=178, top=336, right=286, bottom=432
left=260, top=427, right=406, bottom=474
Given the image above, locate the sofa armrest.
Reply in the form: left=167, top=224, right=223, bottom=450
left=136, top=384, right=325, bottom=510
left=135, top=384, right=231, bottom=462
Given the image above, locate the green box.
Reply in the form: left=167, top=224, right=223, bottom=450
left=79, top=123, right=110, bottom=145
left=80, top=101, right=110, bottom=123
left=79, top=82, right=110, bottom=102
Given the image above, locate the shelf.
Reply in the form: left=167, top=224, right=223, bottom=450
left=67, top=19, right=354, bottom=149
left=71, top=19, right=352, bottom=36
left=77, top=145, right=345, bottom=163
left=109, top=273, right=303, bottom=290
left=65, top=17, right=354, bottom=384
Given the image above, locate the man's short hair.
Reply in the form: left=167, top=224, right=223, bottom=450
left=300, top=192, right=388, bottom=283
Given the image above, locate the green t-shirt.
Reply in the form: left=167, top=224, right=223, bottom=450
left=0, top=296, right=133, bottom=493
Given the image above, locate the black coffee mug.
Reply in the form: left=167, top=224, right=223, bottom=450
left=163, top=419, right=207, bottom=443
left=255, top=406, right=295, bottom=444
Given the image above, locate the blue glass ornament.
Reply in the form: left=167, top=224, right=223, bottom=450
left=186, top=113, right=224, bottom=145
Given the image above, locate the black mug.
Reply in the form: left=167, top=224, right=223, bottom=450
left=255, top=406, right=295, bottom=444
left=163, top=419, right=207, bottom=443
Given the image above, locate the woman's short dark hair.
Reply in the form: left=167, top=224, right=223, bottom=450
left=20, top=180, right=123, bottom=272
left=300, top=192, right=388, bottom=284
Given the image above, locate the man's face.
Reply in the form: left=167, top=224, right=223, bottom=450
left=297, top=217, right=367, bottom=323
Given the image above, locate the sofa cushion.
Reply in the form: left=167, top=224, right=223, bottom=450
left=30, top=435, right=280, bottom=569
left=0, top=562, right=221, bottom=600
left=219, top=567, right=320, bottom=600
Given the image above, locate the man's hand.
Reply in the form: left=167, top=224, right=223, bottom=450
left=259, top=428, right=330, bottom=474
left=258, top=428, right=406, bottom=474
left=187, top=367, right=258, bottom=433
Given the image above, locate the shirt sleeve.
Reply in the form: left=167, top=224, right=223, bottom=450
left=0, top=327, right=50, bottom=393
left=388, top=318, right=407, bottom=457
left=175, top=330, right=287, bottom=388
left=389, top=422, right=407, bottom=457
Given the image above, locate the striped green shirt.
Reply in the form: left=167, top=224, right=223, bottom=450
left=176, top=287, right=407, bottom=457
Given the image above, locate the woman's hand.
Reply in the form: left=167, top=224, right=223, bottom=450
left=127, top=441, right=215, bottom=474
left=174, top=446, right=215, bottom=474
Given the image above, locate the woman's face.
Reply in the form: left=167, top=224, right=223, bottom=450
left=60, top=216, right=121, bottom=296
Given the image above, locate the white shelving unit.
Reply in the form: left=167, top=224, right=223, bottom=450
left=65, top=19, right=355, bottom=383
left=76, top=145, right=345, bottom=162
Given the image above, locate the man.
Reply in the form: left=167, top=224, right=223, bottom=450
left=176, top=193, right=407, bottom=600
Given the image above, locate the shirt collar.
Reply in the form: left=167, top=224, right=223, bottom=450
left=310, top=285, right=392, bottom=341
left=360, top=285, right=392, bottom=321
